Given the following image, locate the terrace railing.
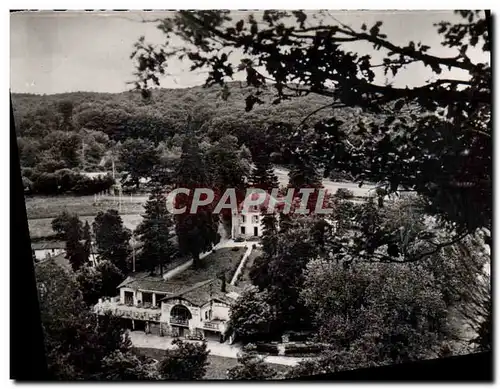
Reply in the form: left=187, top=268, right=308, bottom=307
left=170, top=317, right=189, bottom=326
left=203, top=321, right=220, bottom=331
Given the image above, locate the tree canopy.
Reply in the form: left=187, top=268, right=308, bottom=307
left=131, top=10, right=491, bottom=233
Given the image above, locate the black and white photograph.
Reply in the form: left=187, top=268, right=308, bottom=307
left=9, top=8, right=492, bottom=381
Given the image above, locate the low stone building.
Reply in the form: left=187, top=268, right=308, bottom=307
left=31, top=240, right=66, bottom=262
left=94, top=274, right=242, bottom=341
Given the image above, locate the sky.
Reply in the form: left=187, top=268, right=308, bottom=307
left=10, top=10, right=489, bottom=95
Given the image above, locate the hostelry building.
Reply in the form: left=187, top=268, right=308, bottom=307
left=94, top=274, right=242, bottom=341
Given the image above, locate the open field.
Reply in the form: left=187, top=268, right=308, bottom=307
left=25, top=167, right=372, bottom=220
left=169, top=247, right=245, bottom=284
left=25, top=194, right=147, bottom=219
left=133, top=347, right=289, bottom=380
left=25, top=166, right=373, bottom=240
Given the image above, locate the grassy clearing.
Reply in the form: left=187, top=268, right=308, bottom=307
left=132, top=347, right=289, bottom=380
left=169, top=247, right=245, bottom=284
left=25, top=195, right=147, bottom=219
left=237, top=247, right=262, bottom=288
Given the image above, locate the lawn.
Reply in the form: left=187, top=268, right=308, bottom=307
left=25, top=194, right=147, bottom=219
left=169, top=247, right=245, bottom=284
left=237, top=247, right=262, bottom=288
left=132, top=347, right=289, bottom=380
left=25, top=194, right=148, bottom=239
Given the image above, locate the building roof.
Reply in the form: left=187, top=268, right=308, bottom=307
left=117, top=274, right=186, bottom=294
left=31, top=240, right=66, bottom=250
left=161, top=278, right=242, bottom=307
left=36, top=252, right=72, bottom=272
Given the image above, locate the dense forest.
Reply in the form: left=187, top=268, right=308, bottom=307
left=12, top=82, right=368, bottom=195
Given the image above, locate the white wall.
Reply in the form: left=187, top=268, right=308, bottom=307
left=232, top=212, right=263, bottom=238
left=120, top=287, right=137, bottom=305
left=34, top=248, right=64, bottom=261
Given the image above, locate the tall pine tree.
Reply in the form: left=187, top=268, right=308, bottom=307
left=93, top=210, right=131, bottom=274
left=64, top=215, right=87, bottom=272
left=136, top=185, right=174, bottom=276
left=249, top=152, right=279, bottom=192
left=175, top=134, right=219, bottom=267
left=288, top=155, right=323, bottom=214
left=261, top=213, right=278, bottom=257
left=249, top=213, right=278, bottom=290
left=82, top=221, right=92, bottom=264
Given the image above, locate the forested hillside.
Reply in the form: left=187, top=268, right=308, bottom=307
left=13, top=82, right=366, bottom=194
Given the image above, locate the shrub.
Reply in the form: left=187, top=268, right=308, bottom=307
left=335, top=188, right=354, bottom=199
left=284, top=343, right=324, bottom=355
left=29, top=169, right=114, bottom=195
left=231, top=247, right=240, bottom=252
left=287, top=331, right=313, bottom=342
left=255, top=342, right=279, bottom=355
left=234, top=237, right=245, bottom=243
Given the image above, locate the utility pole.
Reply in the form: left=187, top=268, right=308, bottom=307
left=81, top=139, right=85, bottom=167
left=131, top=232, right=136, bottom=273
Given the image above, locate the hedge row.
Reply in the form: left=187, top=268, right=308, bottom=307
left=23, top=168, right=115, bottom=195
left=255, top=342, right=280, bottom=355
left=283, top=343, right=324, bottom=355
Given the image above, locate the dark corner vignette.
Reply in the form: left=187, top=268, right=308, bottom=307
left=10, top=95, right=49, bottom=380
left=9, top=9, right=492, bottom=382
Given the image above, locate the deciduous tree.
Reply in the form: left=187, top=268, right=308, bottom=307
left=157, top=339, right=209, bottom=380
left=227, top=345, right=278, bottom=380
left=133, top=10, right=491, bottom=235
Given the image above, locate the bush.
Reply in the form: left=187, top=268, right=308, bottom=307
left=255, top=342, right=279, bottom=355
left=252, top=244, right=257, bottom=249
left=284, top=343, right=324, bottom=355
left=29, top=169, right=114, bottom=195
left=335, top=188, right=354, bottom=199
left=231, top=247, right=240, bottom=252
left=328, top=170, right=354, bottom=182
left=234, top=237, right=245, bottom=243
left=287, top=331, right=314, bottom=342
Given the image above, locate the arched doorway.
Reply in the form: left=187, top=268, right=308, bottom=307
left=170, top=304, right=192, bottom=327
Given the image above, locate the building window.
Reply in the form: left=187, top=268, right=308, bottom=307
left=124, top=291, right=134, bottom=305
left=240, top=226, right=246, bottom=235
left=155, top=293, right=165, bottom=306
left=240, top=215, right=246, bottom=223
left=142, top=292, right=153, bottom=305
left=253, top=226, right=259, bottom=237
left=205, top=309, right=212, bottom=320
left=252, top=215, right=259, bottom=224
